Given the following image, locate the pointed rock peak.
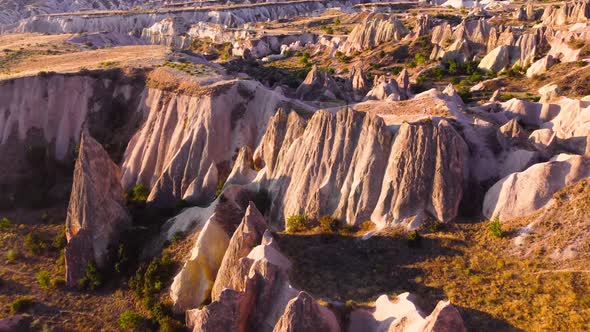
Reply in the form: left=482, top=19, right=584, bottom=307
left=210, top=201, right=268, bottom=301
left=273, top=291, right=340, bottom=332
left=225, top=145, right=257, bottom=188
left=424, top=301, right=468, bottom=332
left=65, top=130, right=130, bottom=288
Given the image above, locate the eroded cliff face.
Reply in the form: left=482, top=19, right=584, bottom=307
left=11, top=1, right=328, bottom=35
left=339, top=14, right=408, bottom=55
left=253, top=108, right=469, bottom=229
left=120, top=78, right=297, bottom=207
left=0, top=71, right=145, bottom=208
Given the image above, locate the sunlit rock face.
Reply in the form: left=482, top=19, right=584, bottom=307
left=253, top=108, right=468, bottom=229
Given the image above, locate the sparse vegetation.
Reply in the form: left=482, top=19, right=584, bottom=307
left=318, top=215, right=341, bottom=233
left=487, top=219, right=504, bottom=238
left=0, top=217, right=10, bottom=231
left=36, top=270, right=51, bottom=290
left=286, top=214, right=311, bottom=233
left=129, top=253, right=175, bottom=313
left=5, top=249, right=18, bottom=262
left=25, top=232, right=47, bottom=254
left=117, top=310, right=146, bottom=330
left=78, top=261, right=103, bottom=291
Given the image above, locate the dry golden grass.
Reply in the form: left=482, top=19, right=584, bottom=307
left=0, top=38, right=169, bottom=79
left=277, top=219, right=590, bottom=331
left=504, top=178, right=590, bottom=260
left=0, top=206, right=138, bottom=331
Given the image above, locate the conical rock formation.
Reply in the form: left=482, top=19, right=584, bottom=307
left=65, top=131, right=131, bottom=287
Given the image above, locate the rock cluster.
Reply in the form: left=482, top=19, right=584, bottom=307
left=295, top=65, right=346, bottom=101
left=339, top=14, right=408, bottom=54
left=121, top=77, right=297, bottom=208
left=253, top=108, right=468, bottom=228
left=542, top=0, right=590, bottom=26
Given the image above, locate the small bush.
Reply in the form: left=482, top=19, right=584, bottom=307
left=158, top=317, right=186, bottom=332
left=286, top=214, right=311, bottom=233
left=25, top=232, right=47, bottom=254
left=318, top=215, right=341, bottom=233
left=130, top=183, right=149, bottom=202
left=0, top=217, right=10, bottom=231
left=5, top=249, right=18, bottom=262
left=9, top=297, right=34, bottom=314
left=414, top=53, right=427, bottom=66
left=53, top=229, right=67, bottom=249
left=36, top=270, right=51, bottom=290
left=129, top=254, right=175, bottom=313
left=488, top=219, right=504, bottom=238
left=117, top=310, right=145, bottom=330
left=78, top=261, right=103, bottom=291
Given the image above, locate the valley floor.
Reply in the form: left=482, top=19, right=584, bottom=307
left=3, top=207, right=590, bottom=331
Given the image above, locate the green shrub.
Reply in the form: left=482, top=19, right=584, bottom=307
left=5, top=249, right=18, bottom=262
left=320, top=25, right=334, bottom=34
left=78, top=261, right=103, bottom=290
left=53, top=228, right=67, bottom=249
left=25, top=232, right=47, bottom=254
left=131, top=183, right=149, bottom=202
left=9, top=297, right=34, bottom=314
left=117, top=310, right=145, bottom=329
left=318, top=215, right=341, bottom=233
left=0, top=217, right=10, bottom=231
left=129, top=254, right=175, bottom=313
left=286, top=214, right=311, bottom=233
left=158, top=317, right=186, bottom=332
left=414, top=53, right=427, bottom=65
left=488, top=219, right=504, bottom=238
left=36, top=270, right=51, bottom=290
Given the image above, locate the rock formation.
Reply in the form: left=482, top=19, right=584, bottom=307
left=348, top=293, right=466, bottom=332
left=210, top=202, right=267, bottom=301
left=253, top=108, right=468, bottom=229
left=483, top=154, right=590, bottom=221
left=10, top=1, right=327, bottom=34
left=0, top=315, right=32, bottom=332
left=273, top=292, right=339, bottom=332
left=170, top=185, right=254, bottom=313
left=121, top=74, right=301, bottom=208
left=65, top=131, right=131, bottom=287
left=295, top=65, right=346, bottom=101
left=339, top=14, right=408, bottom=54
left=141, top=17, right=192, bottom=49
left=371, top=119, right=469, bottom=228
left=541, top=0, right=590, bottom=26
left=478, top=45, right=512, bottom=72
left=185, top=211, right=340, bottom=332
left=364, top=76, right=402, bottom=101
left=526, top=55, right=556, bottom=78
left=349, top=62, right=369, bottom=101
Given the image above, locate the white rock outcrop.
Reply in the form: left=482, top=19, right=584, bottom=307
left=483, top=154, right=590, bottom=221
